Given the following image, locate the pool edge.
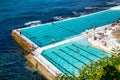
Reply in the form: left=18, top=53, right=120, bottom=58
left=11, top=30, right=57, bottom=80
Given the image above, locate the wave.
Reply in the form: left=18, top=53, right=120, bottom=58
left=72, top=11, right=89, bottom=17
left=53, top=16, right=64, bottom=21
left=85, top=6, right=108, bottom=10
left=106, top=0, right=120, bottom=5
left=72, top=11, right=80, bottom=16
left=53, top=11, right=84, bottom=20
left=24, top=20, right=41, bottom=27
left=85, top=7, right=94, bottom=10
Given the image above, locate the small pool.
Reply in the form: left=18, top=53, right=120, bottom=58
left=21, top=9, right=120, bottom=47
left=41, top=37, right=111, bottom=76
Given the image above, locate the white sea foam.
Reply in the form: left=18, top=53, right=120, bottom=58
left=53, top=16, right=64, bottom=21
left=24, top=20, right=41, bottom=26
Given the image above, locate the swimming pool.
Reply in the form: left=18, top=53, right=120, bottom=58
left=41, top=38, right=111, bottom=76
left=21, top=9, right=120, bottom=47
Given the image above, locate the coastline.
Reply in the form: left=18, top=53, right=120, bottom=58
left=12, top=31, right=57, bottom=80
left=11, top=5, right=120, bottom=79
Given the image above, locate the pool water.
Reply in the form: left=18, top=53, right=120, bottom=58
left=41, top=38, right=111, bottom=76
left=21, top=9, right=120, bottom=47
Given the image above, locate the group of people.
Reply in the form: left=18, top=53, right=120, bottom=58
left=111, top=19, right=120, bottom=27
left=92, top=19, right=120, bottom=47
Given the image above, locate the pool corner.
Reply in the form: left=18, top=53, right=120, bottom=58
left=11, top=29, right=58, bottom=80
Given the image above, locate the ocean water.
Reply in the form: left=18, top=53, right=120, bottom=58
left=0, top=0, right=119, bottom=80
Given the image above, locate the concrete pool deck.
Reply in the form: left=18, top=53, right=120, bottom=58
left=12, top=6, right=120, bottom=80
left=12, top=28, right=89, bottom=79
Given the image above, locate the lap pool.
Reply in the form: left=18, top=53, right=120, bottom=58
left=21, top=9, right=120, bottom=47
left=41, top=37, right=111, bottom=76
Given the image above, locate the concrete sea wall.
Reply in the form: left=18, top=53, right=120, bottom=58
left=12, top=30, right=56, bottom=80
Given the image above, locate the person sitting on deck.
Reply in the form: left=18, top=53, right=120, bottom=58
left=104, top=27, right=107, bottom=30
left=111, top=22, right=117, bottom=27
left=31, top=44, right=37, bottom=51
left=94, top=36, right=97, bottom=40
left=52, top=38, right=55, bottom=44
left=115, top=18, right=120, bottom=24
left=103, top=42, right=107, bottom=47
left=118, top=19, right=120, bottom=23
left=117, top=19, right=120, bottom=26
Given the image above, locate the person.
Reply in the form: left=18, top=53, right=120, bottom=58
left=111, top=22, right=116, bottom=27
left=104, top=27, right=107, bottom=30
left=104, top=42, right=107, bottom=46
left=76, top=48, right=79, bottom=53
left=115, top=18, right=120, bottom=23
left=20, top=31, right=22, bottom=35
left=31, top=44, right=35, bottom=51
left=93, top=25, right=96, bottom=31
left=93, top=32, right=97, bottom=40
left=52, top=38, right=55, bottom=44
left=118, top=18, right=120, bottom=23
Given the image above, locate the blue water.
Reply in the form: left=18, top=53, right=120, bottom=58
left=21, top=10, right=120, bottom=47
left=41, top=38, right=111, bottom=76
left=0, top=0, right=119, bottom=79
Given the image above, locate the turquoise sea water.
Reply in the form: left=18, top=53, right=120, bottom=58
left=42, top=38, right=111, bottom=76
left=21, top=9, right=120, bottom=47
